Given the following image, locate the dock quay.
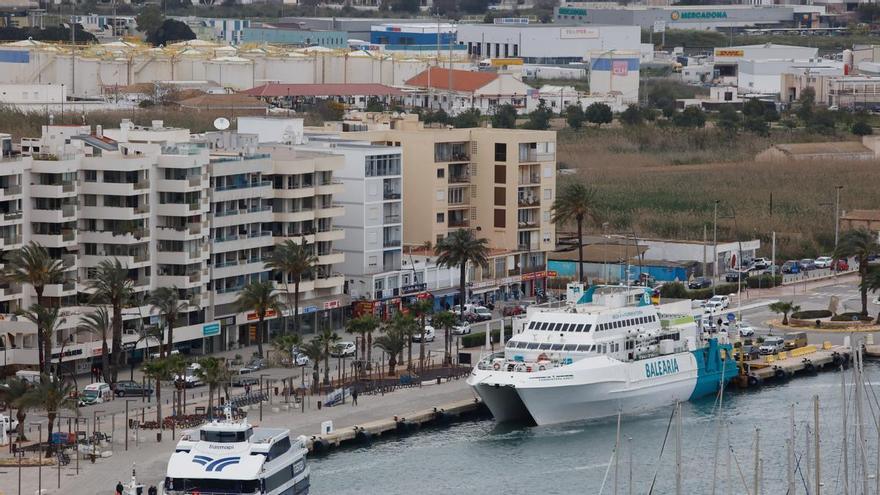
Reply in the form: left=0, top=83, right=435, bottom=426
left=738, top=343, right=851, bottom=388
left=307, top=398, right=485, bottom=453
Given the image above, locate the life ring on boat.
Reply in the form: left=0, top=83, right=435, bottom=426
left=537, top=353, right=549, bottom=361
left=774, top=368, right=787, bottom=380
left=538, top=365, right=546, bottom=371
left=492, top=362, right=501, bottom=371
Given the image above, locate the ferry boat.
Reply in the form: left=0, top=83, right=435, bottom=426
left=163, top=408, right=310, bottom=495
left=467, top=283, right=738, bottom=426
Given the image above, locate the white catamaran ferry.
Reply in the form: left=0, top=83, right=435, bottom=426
left=163, top=410, right=310, bottom=495
left=468, top=283, right=738, bottom=426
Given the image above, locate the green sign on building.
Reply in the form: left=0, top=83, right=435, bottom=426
left=558, top=7, right=587, bottom=16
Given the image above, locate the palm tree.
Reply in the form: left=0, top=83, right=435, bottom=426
left=2, top=242, right=64, bottom=374
left=372, top=326, right=406, bottom=376
left=164, top=354, right=188, bottom=418
left=407, top=300, right=433, bottom=371
left=147, top=286, right=190, bottom=359
left=862, top=270, right=880, bottom=323
left=142, top=359, right=168, bottom=432
left=86, top=258, right=134, bottom=383
left=431, top=311, right=458, bottom=365
left=19, top=377, right=74, bottom=456
left=271, top=334, right=302, bottom=365
left=196, top=357, right=229, bottom=419
left=834, top=228, right=880, bottom=317
left=265, top=239, right=317, bottom=335
left=346, top=315, right=379, bottom=369
left=79, top=307, right=112, bottom=383
left=389, top=313, right=418, bottom=371
left=235, top=280, right=282, bottom=358
left=769, top=301, right=800, bottom=326
left=435, top=229, right=490, bottom=325
left=0, top=378, right=31, bottom=441
left=16, top=305, right=65, bottom=382
left=317, top=327, right=341, bottom=386
left=551, top=181, right=600, bottom=284
left=299, top=339, right=324, bottom=393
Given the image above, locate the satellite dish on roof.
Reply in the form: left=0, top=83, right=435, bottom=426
left=213, top=117, right=230, bottom=131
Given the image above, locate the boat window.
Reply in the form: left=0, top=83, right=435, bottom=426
left=200, top=430, right=248, bottom=442
left=540, top=322, right=550, bottom=330
left=572, top=324, right=581, bottom=332
left=576, top=344, right=590, bottom=352
left=526, top=342, right=539, bottom=349
left=563, top=344, right=577, bottom=351
left=560, top=323, right=570, bottom=332
left=166, top=478, right=260, bottom=493
left=267, top=436, right=291, bottom=461
left=528, top=321, right=537, bottom=329
left=550, top=344, right=563, bottom=350
left=538, top=343, right=552, bottom=350
left=583, top=324, right=592, bottom=332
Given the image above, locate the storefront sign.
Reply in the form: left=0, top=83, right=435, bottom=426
left=560, top=27, right=599, bottom=39
left=302, top=306, right=318, bottom=314
left=51, top=348, right=83, bottom=360
left=558, top=7, right=587, bottom=16
left=671, top=10, right=728, bottom=20
left=353, top=301, right=375, bottom=317
left=401, top=283, right=427, bottom=294
left=714, top=49, right=744, bottom=58
left=323, top=300, right=340, bottom=309
left=122, top=342, right=136, bottom=351
left=246, top=309, right=276, bottom=321
left=547, top=270, right=558, bottom=277
left=92, top=347, right=103, bottom=356
left=202, top=322, right=220, bottom=337
left=612, top=60, right=629, bottom=76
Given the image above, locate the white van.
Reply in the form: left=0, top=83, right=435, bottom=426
left=174, top=363, right=203, bottom=388
left=14, top=370, right=42, bottom=384
left=79, top=383, right=112, bottom=406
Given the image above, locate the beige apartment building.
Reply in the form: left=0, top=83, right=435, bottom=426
left=318, top=114, right=557, bottom=302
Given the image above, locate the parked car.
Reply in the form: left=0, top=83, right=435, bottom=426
left=814, top=256, right=834, bottom=269
left=242, top=358, right=267, bottom=372
left=114, top=380, right=153, bottom=397
left=799, top=258, right=817, bottom=271
left=174, top=363, right=203, bottom=388
left=452, top=321, right=472, bottom=335
left=688, top=278, right=712, bottom=289
left=470, top=306, right=493, bottom=322
left=733, top=344, right=760, bottom=361
left=782, top=260, right=801, bottom=274
left=293, top=353, right=310, bottom=367
left=78, top=383, right=112, bottom=406
left=0, top=413, right=18, bottom=433
left=412, top=326, right=436, bottom=343
left=784, top=332, right=808, bottom=351
left=704, top=295, right=730, bottom=311
left=724, top=271, right=748, bottom=283
left=751, top=258, right=770, bottom=270
left=759, top=336, right=786, bottom=355
left=330, top=341, right=357, bottom=358
left=834, top=259, right=849, bottom=271
left=231, top=368, right=258, bottom=387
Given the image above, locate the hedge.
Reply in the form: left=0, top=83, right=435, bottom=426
left=831, top=312, right=874, bottom=322
left=747, top=275, right=782, bottom=289
left=460, top=327, right=513, bottom=348
left=791, top=310, right=832, bottom=319
left=659, top=282, right=739, bottom=300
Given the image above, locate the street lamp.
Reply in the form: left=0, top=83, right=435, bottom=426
left=713, top=200, right=720, bottom=296
left=31, top=422, right=42, bottom=495
left=259, top=373, right=270, bottom=422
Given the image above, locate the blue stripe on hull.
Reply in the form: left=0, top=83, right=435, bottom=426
left=689, top=339, right=738, bottom=401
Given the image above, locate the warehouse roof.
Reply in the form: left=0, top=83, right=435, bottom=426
left=241, top=83, right=404, bottom=97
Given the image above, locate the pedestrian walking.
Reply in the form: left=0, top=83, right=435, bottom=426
left=115, top=481, right=124, bottom=495
left=148, top=486, right=157, bottom=495
left=351, top=388, right=358, bottom=406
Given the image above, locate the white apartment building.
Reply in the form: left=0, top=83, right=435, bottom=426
left=0, top=121, right=347, bottom=373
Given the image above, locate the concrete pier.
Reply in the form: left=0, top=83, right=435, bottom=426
left=740, top=343, right=851, bottom=387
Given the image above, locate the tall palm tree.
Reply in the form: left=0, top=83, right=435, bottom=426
left=147, top=286, right=190, bottom=358
left=407, top=299, right=433, bottom=372
left=164, top=354, right=188, bottom=418
left=0, top=378, right=31, bottom=441
left=19, top=377, right=74, bottom=456
left=317, top=327, right=341, bottom=386
left=265, top=239, right=317, bottom=335
left=142, top=359, right=168, bottom=432
left=271, top=334, right=302, bottom=365
left=551, top=181, right=600, bottom=284
left=834, top=228, right=880, bottom=317
left=86, top=258, right=134, bottom=383
left=79, top=307, right=112, bottom=383
left=299, top=339, right=324, bottom=393
left=861, top=270, right=880, bottom=323
left=346, top=315, right=379, bottom=366
left=431, top=311, right=458, bottom=366
left=2, top=242, right=64, bottom=374
left=389, top=313, right=418, bottom=371
left=769, top=301, right=800, bottom=326
left=435, top=229, right=490, bottom=325
left=235, top=280, right=282, bottom=358
left=372, top=326, right=406, bottom=376
left=16, top=305, right=65, bottom=382
left=196, top=357, right=229, bottom=419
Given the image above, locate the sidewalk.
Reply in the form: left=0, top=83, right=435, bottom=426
left=0, top=375, right=476, bottom=495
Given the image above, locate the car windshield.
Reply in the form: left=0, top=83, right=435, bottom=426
left=82, top=390, right=99, bottom=399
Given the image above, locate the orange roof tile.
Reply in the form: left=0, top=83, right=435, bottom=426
left=405, top=67, right=497, bottom=92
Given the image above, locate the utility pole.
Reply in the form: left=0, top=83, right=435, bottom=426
left=752, top=427, right=760, bottom=495
left=702, top=225, right=707, bottom=279
left=713, top=200, right=719, bottom=295
left=771, top=231, right=776, bottom=288
left=834, top=185, right=843, bottom=249
left=627, top=436, right=633, bottom=495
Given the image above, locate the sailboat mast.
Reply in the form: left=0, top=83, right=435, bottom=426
left=675, top=401, right=682, bottom=495
left=752, top=427, right=760, bottom=495
left=789, top=404, right=795, bottom=495
left=614, top=409, right=621, bottom=495
left=814, top=394, right=820, bottom=495
left=842, top=369, right=849, bottom=495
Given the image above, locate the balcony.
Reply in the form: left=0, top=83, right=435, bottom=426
left=315, top=205, right=344, bottom=219
left=518, top=174, right=541, bottom=185
left=434, top=143, right=470, bottom=163
left=384, top=214, right=401, bottom=224
left=383, top=190, right=401, bottom=200
left=518, top=219, right=539, bottom=230
left=383, top=238, right=401, bottom=248
left=61, top=254, right=76, bottom=269
left=517, top=243, right=540, bottom=252
left=315, top=228, right=345, bottom=242
left=518, top=196, right=540, bottom=208
left=317, top=251, right=345, bottom=265
left=314, top=274, right=344, bottom=289
left=448, top=174, right=470, bottom=184
left=2, top=184, right=21, bottom=196
left=448, top=219, right=470, bottom=228
left=3, top=211, right=21, bottom=221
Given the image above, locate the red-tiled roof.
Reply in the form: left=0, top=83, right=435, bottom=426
left=405, top=67, right=497, bottom=92
left=241, top=83, right=404, bottom=98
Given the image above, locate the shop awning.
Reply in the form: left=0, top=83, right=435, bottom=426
left=431, top=287, right=460, bottom=298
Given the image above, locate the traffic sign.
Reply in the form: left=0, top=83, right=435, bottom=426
left=653, top=20, right=666, bottom=33
left=726, top=313, right=735, bottom=322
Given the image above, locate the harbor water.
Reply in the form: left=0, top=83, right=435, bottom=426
left=310, top=362, right=880, bottom=494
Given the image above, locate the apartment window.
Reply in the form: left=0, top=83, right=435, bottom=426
left=437, top=168, right=445, bottom=179
left=494, top=143, right=507, bottom=162
left=84, top=170, right=97, bottom=182
left=494, top=165, right=505, bottom=184
left=544, top=188, right=552, bottom=200
left=494, top=187, right=505, bottom=206
left=494, top=209, right=505, bottom=228
left=436, top=234, right=444, bottom=245
left=436, top=213, right=444, bottom=223
left=83, top=195, right=97, bottom=207
left=436, top=190, right=445, bottom=201
left=368, top=256, right=377, bottom=266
